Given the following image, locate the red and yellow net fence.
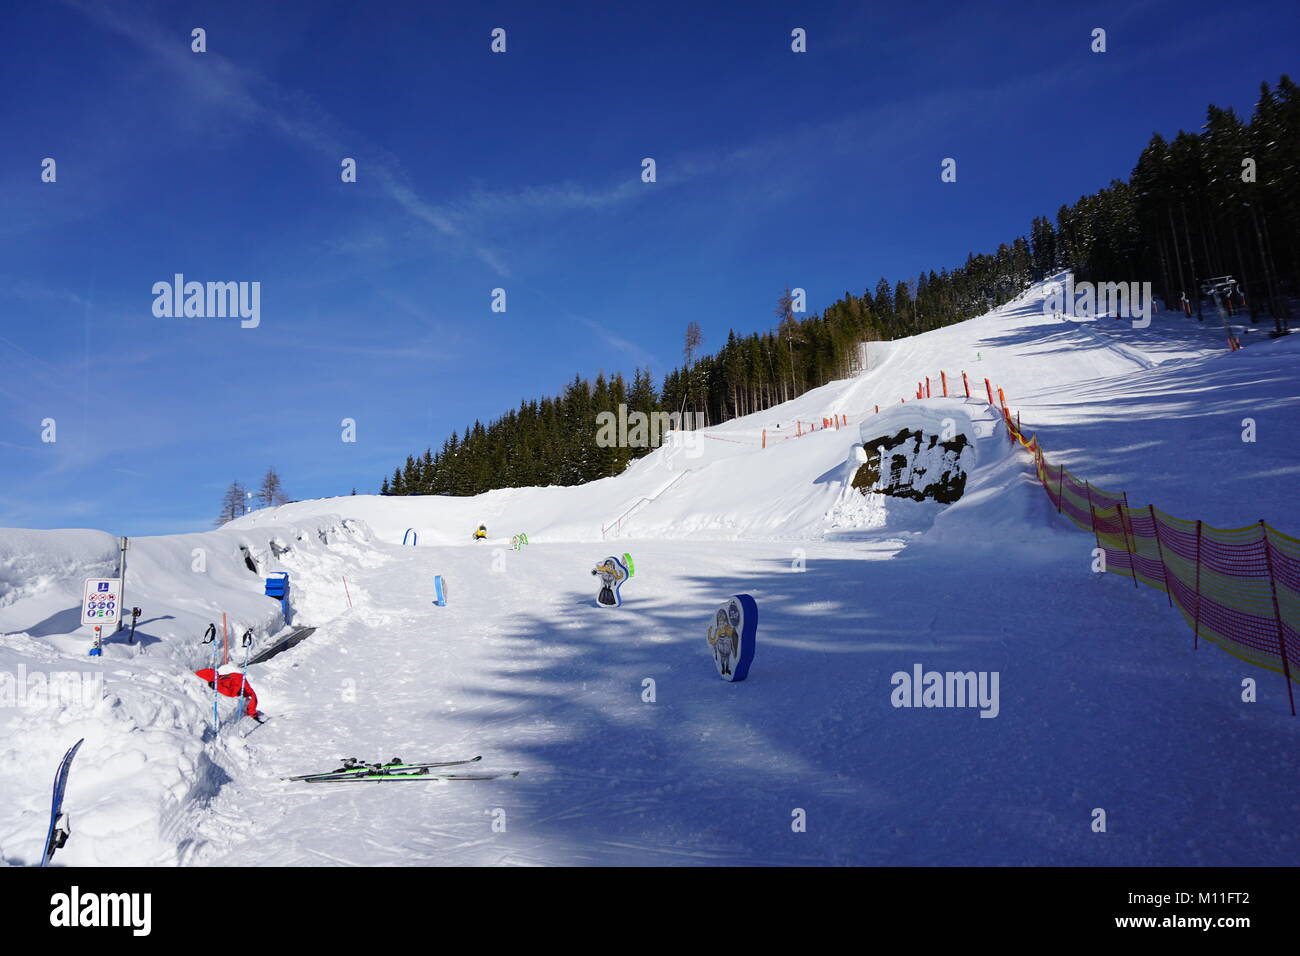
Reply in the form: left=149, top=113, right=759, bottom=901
left=876, top=367, right=1299, bottom=714
left=997, top=394, right=1299, bottom=715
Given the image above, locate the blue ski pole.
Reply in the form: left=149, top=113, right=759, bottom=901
left=232, top=629, right=253, bottom=727
left=201, top=623, right=220, bottom=734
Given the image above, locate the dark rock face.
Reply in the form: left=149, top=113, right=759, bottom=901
left=852, top=429, right=970, bottom=504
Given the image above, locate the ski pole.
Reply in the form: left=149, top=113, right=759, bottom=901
left=201, top=623, right=220, bottom=733
left=233, top=629, right=253, bottom=725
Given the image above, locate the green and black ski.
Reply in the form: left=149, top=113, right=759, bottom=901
left=284, top=755, right=483, bottom=782
left=304, top=769, right=520, bottom=783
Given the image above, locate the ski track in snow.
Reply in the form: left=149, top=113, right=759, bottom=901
left=190, top=537, right=1297, bottom=866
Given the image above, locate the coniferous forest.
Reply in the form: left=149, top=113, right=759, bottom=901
left=381, top=75, right=1299, bottom=498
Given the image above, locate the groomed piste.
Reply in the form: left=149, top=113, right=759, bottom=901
left=2, top=275, right=1297, bottom=867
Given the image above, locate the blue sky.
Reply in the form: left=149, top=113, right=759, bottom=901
left=2, top=0, right=1297, bottom=534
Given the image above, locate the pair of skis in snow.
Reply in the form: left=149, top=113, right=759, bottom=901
left=284, top=755, right=519, bottom=783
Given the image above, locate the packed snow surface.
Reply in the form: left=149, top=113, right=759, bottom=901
left=2, top=275, right=1296, bottom=866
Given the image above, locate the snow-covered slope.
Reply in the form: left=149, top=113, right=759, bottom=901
left=2, top=274, right=1296, bottom=867
left=235, top=273, right=1296, bottom=542
left=0, top=514, right=381, bottom=865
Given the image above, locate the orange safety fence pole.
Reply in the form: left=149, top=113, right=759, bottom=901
left=1259, top=520, right=1297, bottom=716
left=1119, top=493, right=1139, bottom=589
left=941, top=371, right=948, bottom=397
left=963, top=371, right=970, bottom=398
left=1192, top=520, right=1202, bottom=649
left=984, top=378, right=994, bottom=405
left=1149, top=505, right=1173, bottom=607
left=1085, top=480, right=1099, bottom=546
left=925, top=377, right=931, bottom=398
left=762, top=429, right=766, bottom=449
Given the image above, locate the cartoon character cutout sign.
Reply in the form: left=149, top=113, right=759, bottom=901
left=591, top=555, right=630, bottom=608
left=707, top=594, right=757, bottom=681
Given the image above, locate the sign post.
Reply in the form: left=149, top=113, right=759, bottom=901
left=81, top=578, right=123, bottom=656
left=115, top=537, right=129, bottom=631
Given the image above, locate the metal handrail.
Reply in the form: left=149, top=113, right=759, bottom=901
left=601, top=470, right=690, bottom=539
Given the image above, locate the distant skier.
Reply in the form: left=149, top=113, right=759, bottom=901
left=194, top=664, right=265, bottom=722
left=474, top=524, right=487, bottom=541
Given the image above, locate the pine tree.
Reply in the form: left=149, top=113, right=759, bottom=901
left=215, top=481, right=247, bottom=526
left=256, top=468, right=288, bottom=507
left=775, top=288, right=802, bottom=400
left=378, top=73, right=1299, bottom=496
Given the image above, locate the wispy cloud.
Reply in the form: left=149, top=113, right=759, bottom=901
left=62, top=0, right=513, bottom=277
left=521, top=285, right=659, bottom=369
left=448, top=179, right=647, bottom=221
left=8, top=280, right=93, bottom=311
left=573, top=315, right=659, bottom=368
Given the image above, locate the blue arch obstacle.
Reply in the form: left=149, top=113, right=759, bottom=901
left=707, top=594, right=757, bottom=682
left=402, top=529, right=418, bottom=546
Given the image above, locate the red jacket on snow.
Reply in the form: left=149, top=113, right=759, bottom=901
left=194, top=668, right=259, bottom=717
